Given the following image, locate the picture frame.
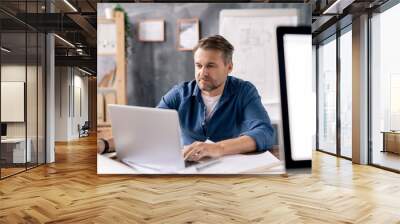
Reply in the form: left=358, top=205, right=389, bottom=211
left=177, top=18, right=199, bottom=51
left=138, top=19, right=165, bottom=42
left=97, top=21, right=117, bottom=55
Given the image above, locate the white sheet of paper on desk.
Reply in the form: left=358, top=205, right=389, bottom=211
left=181, top=139, right=283, bottom=174
left=97, top=153, right=137, bottom=174
left=178, top=151, right=283, bottom=174
left=199, top=151, right=282, bottom=174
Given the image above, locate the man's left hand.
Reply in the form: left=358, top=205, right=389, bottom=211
left=183, top=141, right=224, bottom=161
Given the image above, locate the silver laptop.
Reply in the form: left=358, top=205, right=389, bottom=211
left=108, top=104, right=217, bottom=172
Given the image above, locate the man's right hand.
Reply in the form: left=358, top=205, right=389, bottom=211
left=183, top=141, right=224, bottom=161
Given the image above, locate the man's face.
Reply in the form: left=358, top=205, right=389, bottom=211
left=194, top=48, right=233, bottom=93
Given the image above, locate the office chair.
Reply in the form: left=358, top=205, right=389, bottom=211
left=79, top=121, right=90, bottom=138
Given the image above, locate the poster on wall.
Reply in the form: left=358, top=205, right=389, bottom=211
left=1, top=82, right=25, bottom=122
left=177, top=18, right=199, bottom=51
left=138, top=19, right=165, bottom=42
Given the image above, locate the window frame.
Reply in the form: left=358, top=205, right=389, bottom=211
left=368, top=0, right=400, bottom=173
left=315, top=21, right=353, bottom=161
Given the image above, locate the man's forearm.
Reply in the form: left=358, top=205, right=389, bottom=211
left=216, top=135, right=257, bottom=156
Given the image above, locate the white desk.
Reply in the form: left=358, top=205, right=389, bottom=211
left=97, top=151, right=285, bottom=175
left=1, top=138, right=31, bottom=163
left=97, top=153, right=139, bottom=174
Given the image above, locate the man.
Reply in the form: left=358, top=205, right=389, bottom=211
left=157, top=35, right=275, bottom=161
left=98, top=35, right=275, bottom=162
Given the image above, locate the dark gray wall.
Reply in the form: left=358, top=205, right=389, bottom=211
left=98, top=3, right=311, bottom=107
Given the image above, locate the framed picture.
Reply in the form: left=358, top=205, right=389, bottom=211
left=138, top=19, right=165, bottom=42
left=177, top=18, right=199, bottom=51
left=97, top=22, right=117, bottom=55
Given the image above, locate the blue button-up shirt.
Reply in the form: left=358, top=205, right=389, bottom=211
left=157, top=76, right=275, bottom=152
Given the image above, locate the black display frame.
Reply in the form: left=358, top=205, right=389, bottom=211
left=276, top=26, right=312, bottom=169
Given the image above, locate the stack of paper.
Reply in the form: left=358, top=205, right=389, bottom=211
left=179, top=151, right=284, bottom=174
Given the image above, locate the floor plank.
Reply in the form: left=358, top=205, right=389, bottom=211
left=0, top=135, right=399, bottom=223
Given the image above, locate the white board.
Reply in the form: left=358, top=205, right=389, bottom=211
left=1, top=82, right=25, bottom=122
left=219, top=9, right=298, bottom=112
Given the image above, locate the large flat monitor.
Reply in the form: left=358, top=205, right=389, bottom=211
left=277, top=26, right=313, bottom=169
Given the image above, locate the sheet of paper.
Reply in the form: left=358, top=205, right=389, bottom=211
left=179, top=151, right=283, bottom=174
left=97, top=153, right=137, bottom=174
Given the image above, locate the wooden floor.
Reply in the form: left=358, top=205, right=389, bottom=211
left=0, top=135, right=400, bottom=223
left=0, top=167, right=26, bottom=178
left=372, top=150, right=400, bottom=171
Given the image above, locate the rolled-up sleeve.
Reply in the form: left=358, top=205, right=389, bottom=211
left=240, top=83, right=276, bottom=152
left=157, top=85, right=181, bottom=109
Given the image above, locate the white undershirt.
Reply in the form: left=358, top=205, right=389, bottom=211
left=201, top=93, right=221, bottom=121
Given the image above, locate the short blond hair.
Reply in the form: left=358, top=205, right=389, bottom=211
left=193, top=35, right=234, bottom=64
